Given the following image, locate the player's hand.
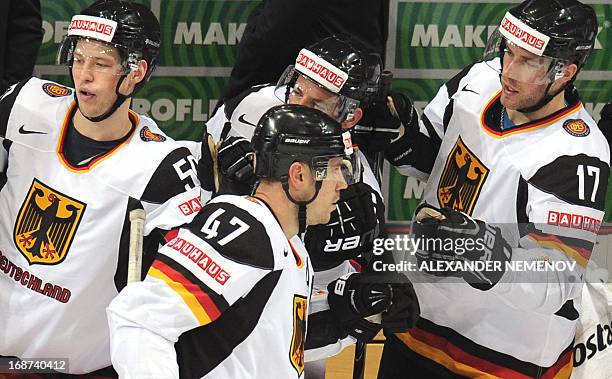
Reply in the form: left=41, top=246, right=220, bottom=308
left=304, top=182, right=384, bottom=271
left=412, top=204, right=512, bottom=290
left=327, top=272, right=420, bottom=342
left=197, top=124, right=220, bottom=193
left=353, top=91, right=417, bottom=153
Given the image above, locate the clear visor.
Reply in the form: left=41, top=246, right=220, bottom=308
left=311, top=153, right=361, bottom=186
left=57, top=35, right=136, bottom=76
left=483, top=29, right=567, bottom=85
left=275, top=66, right=360, bottom=122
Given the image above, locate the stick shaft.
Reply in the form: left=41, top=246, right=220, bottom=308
left=128, top=209, right=146, bottom=284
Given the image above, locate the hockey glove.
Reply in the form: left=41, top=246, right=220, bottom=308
left=353, top=91, right=417, bottom=154
left=304, top=182, right=384, bottom=271
left=327, top=272, right=420, bottom=342
left=197, top=124, right=220, bottom=193
left=412, top=204, right=512, bottom=290
left=216, top=133, right=256, bottom=196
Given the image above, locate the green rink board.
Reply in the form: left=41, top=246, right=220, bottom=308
left=37, top=0, right=612, bottom=223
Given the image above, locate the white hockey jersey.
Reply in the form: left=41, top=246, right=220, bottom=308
left=107, top=195, right=313, bottom=378
left=204, top=85, right=383, bottom=357
left=0, top=78, right=202, bottom=374
left=395, top=60, right=610, bottom=378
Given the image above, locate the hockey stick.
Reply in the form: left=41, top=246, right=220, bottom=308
left=127, top=209, right=146, bottom=284
left=352, top=71, right=395, bottom=379
left=352, top=340, right=367, bottom=379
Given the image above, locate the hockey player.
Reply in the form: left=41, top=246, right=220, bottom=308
left=377, top=0, right=610, bottom=378
left=0, top=1, right=202, bottom=375
left=107, top=104, right=360, bottom=378
left=196, top=36, right=420, bottom=365
left=202, top=36, right=385, bottom=273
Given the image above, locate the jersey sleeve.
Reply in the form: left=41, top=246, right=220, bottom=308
left=140, top=146, right=203, bottom=235
left=491, top=152, right=610, bottom=316
left=0, top=79, right=29, bottom=138
left=108, top=201, right=276, bottom=377
left=389, top=63, right=476, bottom=179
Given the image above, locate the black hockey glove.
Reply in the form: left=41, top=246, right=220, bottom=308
left=599, top=103, right=612, bottom=146
left=304, top=182, right=384, bottom=271
left=412, top=204, right=512, bottom=290
left=327, top=272, right=420, bottom=342
left=353, top=91, right=417, bottom=154
left=197, top=124, right=219, bottom=193
left=216, top=134, right=256, bottom=195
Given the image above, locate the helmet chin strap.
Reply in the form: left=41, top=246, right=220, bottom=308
left=71, top=72, right=135, bottom=123
left=517, top=81, right=567, bottom=114
left=281, top=175, right=323, bottom=234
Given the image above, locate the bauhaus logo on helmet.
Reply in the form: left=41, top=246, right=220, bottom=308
left=294, top=49, right=349, bottom=93
left=68, top=15, right=117, bottom=43
left=499, top=12, right=550, bottom=56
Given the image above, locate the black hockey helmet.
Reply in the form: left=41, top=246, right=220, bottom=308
left=58, top=0, right=161, bottom=86
left=276, top=36, right=381, bottom=122
left=483, top=0, right=597, bottom=113
left=484, top=0, right=597, bottom=84
left=509, top=0, right=597, bottom=68
left=57, top=0, right=161, bottom=121
left=252, top=104, right=360, bottom=185
left=305, top=36, right=381, bottom=104
left=251, top=104, right=361, bottom=233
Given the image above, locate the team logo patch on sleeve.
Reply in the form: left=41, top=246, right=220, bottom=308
left=437, top=136, right=489, bottom=215
left=140, top=126, right=167, bottom=142
left=42, top=83, right=72, bottom=97
left=289, top=295, right=307, bottom=376
left=13, top=179, right=86, bottom=265
left=563, top=119, right=589, bottom=137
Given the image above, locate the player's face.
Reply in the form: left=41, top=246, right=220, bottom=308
left=306, top=158, right=348, bottom=225
left=71, top=39, right=124, bottom=118
left=288, top=75, right=342, bottom=119
left=500, top=44, right=551, bottom=110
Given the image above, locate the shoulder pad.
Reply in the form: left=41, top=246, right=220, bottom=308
left=187, top=200, right=275, bottom=269
left=529, top=154, right=610, bottom=211
left=142, top=147, right=199, bottom=203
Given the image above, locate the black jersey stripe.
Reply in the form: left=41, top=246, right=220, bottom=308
left=175, top=270, right=282, bottom=378
left=186, top=201, right=275, bottom=269
left=421, top=114, right=442, bottom=145
left=0, top=79, right=29, bottom=137
left=528, top=154, right=609, bottom=211
left=396, top=317, right=573, bottom=378
left=142, top=147, right=199, bottom=204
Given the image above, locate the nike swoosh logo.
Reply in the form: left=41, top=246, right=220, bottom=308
left=19, top=125, right=47, bottom=135
left=238, top=114, right=256, bottom=127
left=461, top=84, right=479, bottom=95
